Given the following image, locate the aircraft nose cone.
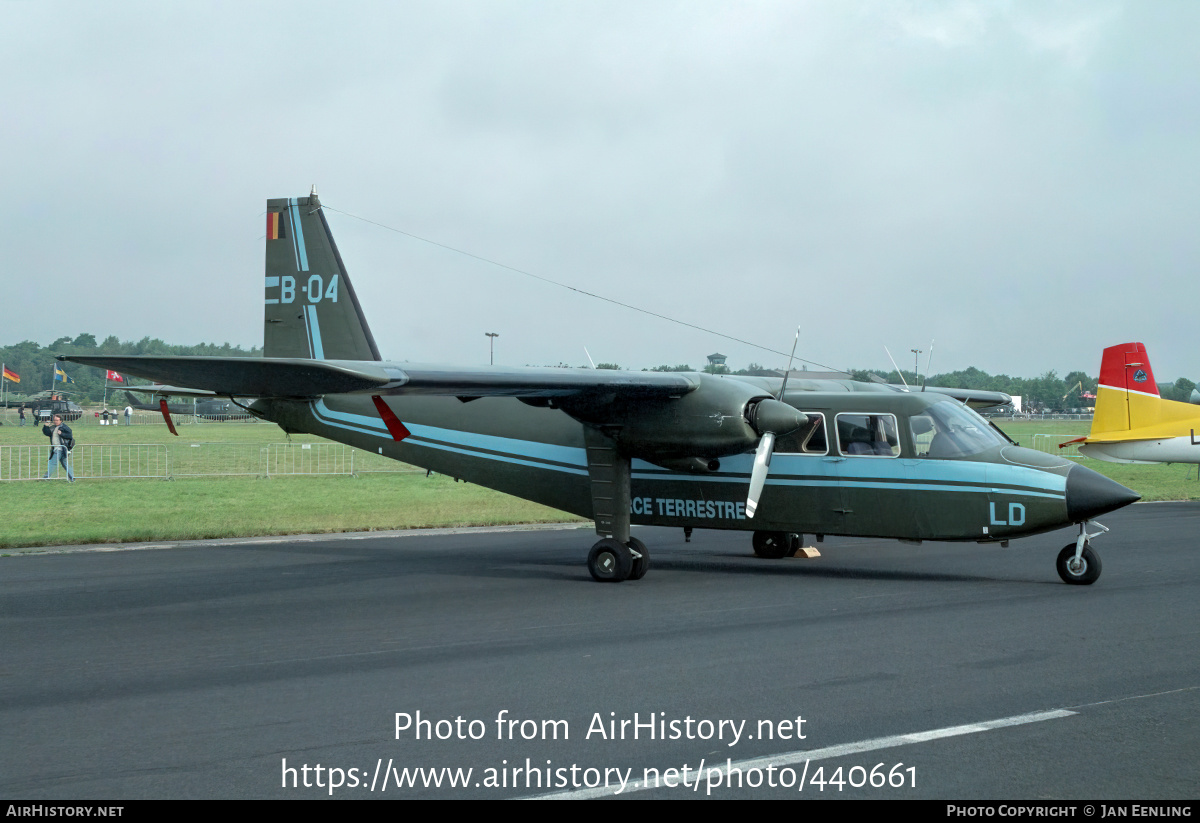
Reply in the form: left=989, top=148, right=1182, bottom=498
left=1065, top=464, right=1140, bottom=522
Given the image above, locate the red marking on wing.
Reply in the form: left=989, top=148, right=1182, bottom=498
left=159, top=399, right=179, bottom=436
left=371, top=395, right=411, bottom=442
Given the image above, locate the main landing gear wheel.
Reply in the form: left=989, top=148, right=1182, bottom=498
left=588, top=538, right=634, bottom=582
left=752, top=531, right=796, bottom=560
left=1057, top=543, right=1102, bottom=585
left=627, top=537, right=650, bottom=581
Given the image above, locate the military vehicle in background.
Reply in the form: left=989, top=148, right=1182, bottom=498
left=4, top=391, right=84, bottom=422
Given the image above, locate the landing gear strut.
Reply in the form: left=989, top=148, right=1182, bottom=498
left=627, top=537, right=650, bottom=581
left=583, top=427, right=649, bottom=583
left=1056, top=521, right=1106, bottom=585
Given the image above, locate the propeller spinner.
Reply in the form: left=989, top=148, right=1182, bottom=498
left=745, top=398, right=807, bottom=518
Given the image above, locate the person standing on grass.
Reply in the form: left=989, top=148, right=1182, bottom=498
left=18, top=405, right=25, bottom=426
left=42, top=414, right=75, bottom=482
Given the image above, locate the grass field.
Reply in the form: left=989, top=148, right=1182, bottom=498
left=999, top=420, right=1200, bottom=502
left=0, top=420, right=581, bottom=550
left=2, top=417, right=1197, bottom=551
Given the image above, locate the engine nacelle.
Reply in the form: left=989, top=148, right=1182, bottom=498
left=562, top=374, right=804, bottom=461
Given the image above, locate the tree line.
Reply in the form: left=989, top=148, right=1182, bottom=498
left=4, top=336, right=1195, bottom=412
left=647, top=363, right=1197, bottom=412
left=0, top=334, right=260, bottom=404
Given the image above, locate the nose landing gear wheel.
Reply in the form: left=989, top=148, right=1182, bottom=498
left=588, top=538, right=634, bottom=582
left=1056, top=543, right=1101, bottom=585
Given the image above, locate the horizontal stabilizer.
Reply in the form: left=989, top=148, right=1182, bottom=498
left=62, top=355, right=391, bottom=398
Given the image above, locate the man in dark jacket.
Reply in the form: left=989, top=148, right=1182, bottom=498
left=42, top=414, right=75, bottom=482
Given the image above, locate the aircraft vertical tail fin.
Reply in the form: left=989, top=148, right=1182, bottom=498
left=263, top=194, right=381, bottom=361
left=1091, top=342, right=1158, bottom=435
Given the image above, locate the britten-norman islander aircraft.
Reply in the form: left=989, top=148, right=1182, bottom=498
left=1063, top=342, right=1200, bottom=465
left=63, top=193, right=1139, bottom=585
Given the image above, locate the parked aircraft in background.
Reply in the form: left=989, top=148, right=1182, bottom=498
left=1064, top=342, right=1200, bottom=464
left=63, top=193, right=1138, bottom=585
left=122, top=389, right=252, bottom=421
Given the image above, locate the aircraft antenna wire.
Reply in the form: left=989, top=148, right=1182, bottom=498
left=322, top=204, right=853, bottom=376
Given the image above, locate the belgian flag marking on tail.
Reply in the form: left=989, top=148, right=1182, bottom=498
left=267, top=211, right=284, bottom=240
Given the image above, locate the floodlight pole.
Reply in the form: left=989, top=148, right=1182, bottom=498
left=486, top=332, right=499, bottom=366
left=911, top=349, right=922, bottom=380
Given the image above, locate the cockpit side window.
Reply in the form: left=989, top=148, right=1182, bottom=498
left=836, top=413, right=900, bottom=457
left=911, top=400, right=1008, bottom=458
left=774, top=412, right=828, bottom=454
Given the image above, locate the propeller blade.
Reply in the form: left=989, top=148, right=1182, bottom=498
left=746, top=431, right=775, bottom=519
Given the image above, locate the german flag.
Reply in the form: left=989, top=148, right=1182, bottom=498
left=267, top=211, right=285, bottom=240
left=2, top=366, right=18, bottom=384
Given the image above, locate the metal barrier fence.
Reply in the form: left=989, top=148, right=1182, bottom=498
left=984, top=414, right=1095, bottom=422
left=173, top=443, right=268, bottom=477
left=0, top=443, right=420, bottom=480
left=0, top=409, right=263, bottom=427
left=267, top=442, right=352, bottom=475
left=1031, top=434, right=1087, bottom=457
left=0, top=444, right=170, bottom=480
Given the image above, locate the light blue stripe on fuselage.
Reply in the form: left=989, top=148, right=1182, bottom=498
left=799, top=454, right=1066, bottom=495
left=307, top=402, right=1065, bottom=497
left=311, top=400, right=587, bottom=469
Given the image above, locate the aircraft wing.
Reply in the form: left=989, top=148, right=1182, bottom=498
left=60, top=356, right=701, bottom=400
left=63, top=356, right=391, bottom=397
left=918, top=387, right=1012, bottom=409
left=384, top=362, right=700, bottom=398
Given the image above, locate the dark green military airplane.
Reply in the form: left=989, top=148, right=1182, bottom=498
left=63, top=194, right=1138, bottom=585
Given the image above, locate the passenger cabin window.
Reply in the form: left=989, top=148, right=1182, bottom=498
left=836, top=413, right=900, bottom=457
left=774, top=412, right=828, bottom=454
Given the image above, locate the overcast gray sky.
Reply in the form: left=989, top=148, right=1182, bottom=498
left=3, top=1, right=1197, bottom=379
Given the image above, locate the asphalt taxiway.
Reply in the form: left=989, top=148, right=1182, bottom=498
left=2, top=504, right=1198, bottom=799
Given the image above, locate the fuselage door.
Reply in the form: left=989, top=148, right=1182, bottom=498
left=769, top=412, right=842, bottom=534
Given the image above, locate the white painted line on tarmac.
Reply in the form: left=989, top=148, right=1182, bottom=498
left=526, top=708, right=1076, bottom=800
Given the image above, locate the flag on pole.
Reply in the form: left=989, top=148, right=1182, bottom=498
left=2, top=366, right=18, bottom=384
left=106, top=370, right=124, bottom=382
left=54, top=366, right=74, bottom=383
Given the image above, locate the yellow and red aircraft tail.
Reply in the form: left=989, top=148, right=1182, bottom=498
left=1089, top=342, right=1198, bottom=440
